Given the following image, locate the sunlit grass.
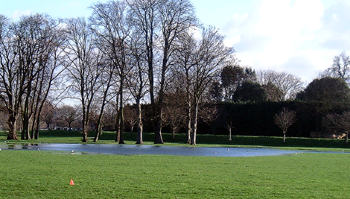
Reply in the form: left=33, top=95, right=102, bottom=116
left=0, top=150, right=349, bottom=198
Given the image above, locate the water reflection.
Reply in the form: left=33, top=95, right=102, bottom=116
left=0, top=143, right=304, bottom=157
left=5, top=143, right=39, bottom=150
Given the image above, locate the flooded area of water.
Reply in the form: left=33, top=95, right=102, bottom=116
left=0, top=143, right=305, bottom=157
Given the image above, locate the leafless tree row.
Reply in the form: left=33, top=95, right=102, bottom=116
left=0, top=0, right=233, bottom=145
left=0, top=15, right=65, bottom=140
left=1, top=0, right=318, bottom=145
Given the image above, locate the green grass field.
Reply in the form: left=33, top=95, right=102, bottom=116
left=0, top=150, right=349, bottom=199
left=1, top=131, right=350, bottom=198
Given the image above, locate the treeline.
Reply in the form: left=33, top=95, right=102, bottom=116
left=1, top=0, right=350, bottom=145
left=0, top=0, right=230, bottom=145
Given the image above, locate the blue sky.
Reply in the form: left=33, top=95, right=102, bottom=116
left=1, top=0, right=349, bottom=83
left=0, top=0, right=107, bottom=19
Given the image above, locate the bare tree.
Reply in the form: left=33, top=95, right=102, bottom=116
left=15, top=15, right=46, bottom=140
left=64, top=18, right=102, bottom=142
left=274, top=108, right=296, bottom=143
left=190, top=27, right=232, bottom=145
left=91, top=1, right=132, bottom=144
left=174, top=27, right=232, bottom=145
left=91, top=60, right=115, bottom=142
left=0, top=16, right=45, bottom=140
left=163, top=90, right=186, bottom=139
left=126, top=31, right=148, bottom=144
left=128, top=0, right=159, bottom=108
left=128, top=0, right=196, bottom=144
left=153, top=0, right=196, bottom=144
left=262, top=82, right=284, bottom=102
left=57, top=105, right=77, bottom=129
left=0, top=14, right=66, bottom=140
left=219, top=109, right=235, bottom=141
left=258, top=70, right=304, bottom=100
left=0, top=16, right=21, bottom=140
left=40, top=101, right=55, bottom=129
left=123, top=106, right=137, bottom=133
left=173, top=31, right=196, bottom=144
left=128, top=0, right=160, bottom=143
left=30, top=16, right=67, bottom=139
left=321, top=52, right=350, bottom=84
left=91, top=1, right=127, bottom=142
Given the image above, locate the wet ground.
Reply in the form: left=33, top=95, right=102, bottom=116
left=0, top=143, right=305, bottom=157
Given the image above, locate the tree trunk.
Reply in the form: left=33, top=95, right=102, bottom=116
left=33, top=118, right=39, bottom=140
left=114, top=94, right=120, bottom=143
left=191, top=101, right=199, bottom=145
left=82, top=122, right=88, bottom=142
left=115, top=108, right=125, bottom=144
left=34, top=106, right=42, bottom=139
left=186, top=100, right=192, bottom=144
left=22, top=82, right=32, bottom=140
left=154, top=37, right=169, bottom=144
left=94, top=122, right=103, bottom=142
left=26, top=116, right=31, bottom=140
left=115, top=93, right=125, bottom=144
left=94, top=66, right=113, bottom=142
left=118, top=94, right=125, bottom=145
left=115, top=114, right=120, bottom=142
left=94, top=113, right=104, bottom=142
left=21, top=113, right=28, bottom=140
left=148, top=49, right=154, bottom=106
left=149, top=65, right=154, bottom=106
left=136, top=102, right=143, bottom=144
left=346, top=132, right=349, bottom=144
left=283, top=131, right=286, bottom=143
left=154, top=105, right=164, bottom=144
left=27, top=122, right=31, bottom=140
left=30, top=113, right=37, bottom=139
left=33, top=98, right=45, bottom=139
left=7, top=115, right=18, bottom=140
left=115, top=72, right=125, bottom=144
left=172, top=127, right=176, bottom=139
left=228, top=126, right=232, bottom=141
left=34, top=122, right=40, bottom=140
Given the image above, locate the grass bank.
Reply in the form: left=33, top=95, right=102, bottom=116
left=1, top=130, right=350, bottom=152
left=0, top=150, right=349, bottom=198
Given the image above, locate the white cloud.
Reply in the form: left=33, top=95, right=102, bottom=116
left=11, top=10, right=32, bottom=20
left=221, top=0, right=350, bottom=83
left=188, top=26, right=201, bottom=40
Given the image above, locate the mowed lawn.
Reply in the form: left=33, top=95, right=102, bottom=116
left=0, top=150, right=350, bottom=199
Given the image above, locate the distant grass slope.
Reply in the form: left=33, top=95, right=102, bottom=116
left=1, top=130, right=350, bottom=151
left=0, top=151, right=349, bottom=198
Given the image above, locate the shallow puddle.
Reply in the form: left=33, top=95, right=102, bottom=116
left=0, top=143, right=303, bottom=157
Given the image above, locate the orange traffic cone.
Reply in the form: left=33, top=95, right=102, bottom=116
left=70, top=179, right=75, bottom=186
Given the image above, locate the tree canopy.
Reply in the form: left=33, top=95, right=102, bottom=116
left=233, top=81, right=266, bottom=103
left=297, top=77, right=350, bottom=103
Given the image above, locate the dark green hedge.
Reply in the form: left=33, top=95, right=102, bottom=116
left=126, top=101, right=350, bottom=138
left=211, top=101, right=350, bottom=137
